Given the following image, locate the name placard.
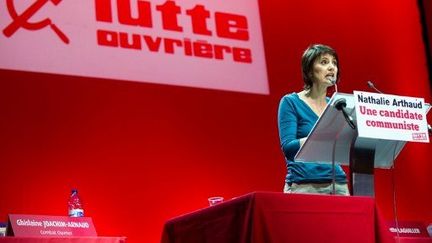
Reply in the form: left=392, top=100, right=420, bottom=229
left=354, top=91, right=429, bottom=143
left=7, top=214, right=97, bottom=237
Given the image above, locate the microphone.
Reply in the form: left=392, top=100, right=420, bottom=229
left=327, top=77, right=337, bottom=85
left=328, top=77, right=338, bottom=92
left=334, top=98, right=356, bottom=129
left=330, top=77, right=337, bottom=85
left=367, top=80, right=383, bottom=94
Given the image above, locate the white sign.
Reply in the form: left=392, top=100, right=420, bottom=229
left=0, top=0, right=268, bottom=94
left=354, top=91, right=429, bottom=143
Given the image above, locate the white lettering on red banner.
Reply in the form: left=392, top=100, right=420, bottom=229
left=0, top=0, right=268, bottom=94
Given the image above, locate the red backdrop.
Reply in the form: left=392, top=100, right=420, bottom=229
left=1, top=0, right=431, bottom=242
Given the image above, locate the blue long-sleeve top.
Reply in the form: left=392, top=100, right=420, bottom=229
left=278, top=92, right=347, bottom=184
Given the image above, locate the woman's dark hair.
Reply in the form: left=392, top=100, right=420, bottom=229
left=301, top=44, right=339, bottom=90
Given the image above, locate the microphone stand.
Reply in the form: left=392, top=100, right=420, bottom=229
left=366, top=80, right=432, bottom=202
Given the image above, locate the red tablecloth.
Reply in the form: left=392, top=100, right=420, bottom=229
left=161, top=192, right=376, bottom=243
left=0, top=237, right=126, bottom=243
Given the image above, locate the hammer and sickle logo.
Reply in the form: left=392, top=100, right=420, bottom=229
left=2, top=0, right=70, bottom=44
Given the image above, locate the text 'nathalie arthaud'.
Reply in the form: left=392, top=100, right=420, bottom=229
left=357, top=93, right=423, bottom=109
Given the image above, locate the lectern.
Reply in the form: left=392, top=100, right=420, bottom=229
left=295, top=92, right=430, bottom=196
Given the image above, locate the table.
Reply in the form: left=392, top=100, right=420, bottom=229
left=0, top=237, right=126, bottom=243
left=161, top=192, right=376, bottom=243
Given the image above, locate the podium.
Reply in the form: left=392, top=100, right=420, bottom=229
left=295, top=92, right=430, bottom=196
